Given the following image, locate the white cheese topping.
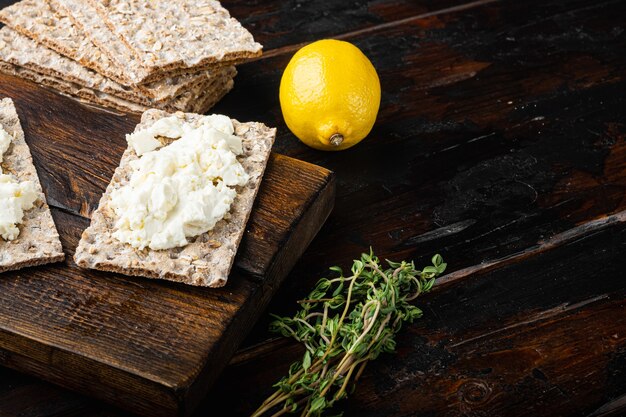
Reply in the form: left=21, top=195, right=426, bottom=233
left=111, top=115, right=249, bottom=251
left=0, top=126, right=38, bottom=241
left=0, top=126, right=11, bottom=165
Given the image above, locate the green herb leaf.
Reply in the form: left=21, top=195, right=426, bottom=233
left=310, top=397, right=326, bottom=413
left=303, top=351, right=312, bottom=372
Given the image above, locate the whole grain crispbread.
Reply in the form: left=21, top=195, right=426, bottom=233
left=0, top=0, right=129, bottom=85
left=0, top=97, right=64, bottom=273
left=51, top=0, right=151, bottom=85
left=0, top=27, right=234, bottom=107
left=86, top=0, right=262, bottom=78
left=51, top=0, right=245, bottom=87
left=0, top=0, right=225, bottom=102
left=0, top=61, right=235, bottom=114
left=64, top=77, right=234, bottom=115
left=74, top=110, right=276, bottom=287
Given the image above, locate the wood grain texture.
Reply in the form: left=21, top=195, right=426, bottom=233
left=221, top=0, right=476, bottom=51
left=222, top=0, right=626, bottom=336
left=215, top=0, right=626, bottom=415
left=206, top=220, right=626, bottom=416
left=1, top=0, right=625, bottom=416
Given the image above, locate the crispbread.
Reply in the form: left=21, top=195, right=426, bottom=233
left=0, top=0, right=127, bottom=84
left=0, top=61, right=235, bottom=114
left=52, top=0, right=243, bottom=87
left=86, top=0, right=262, bottom=78
left=74, top=110, right=276, bottom=287
left=0, top=27, right=233, bottom=108
left=50, top=0, right=151, bottom=85
left=0, top=97, right=64, bottom=273
left=0, top=0, right=225, bottom=102
left=0, top=61, right=144, bottom=113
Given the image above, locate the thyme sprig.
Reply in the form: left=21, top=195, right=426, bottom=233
left=251, top=250, right=446, bottom=417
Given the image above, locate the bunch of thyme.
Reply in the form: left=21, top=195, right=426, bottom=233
left=251, top=250, right=446, bottom=417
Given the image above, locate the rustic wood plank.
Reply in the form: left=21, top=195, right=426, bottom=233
left=221, top=0, right=480, bottom=52
left=204, top=218, right=626, bottom=416
left=0, top=376, right=87, bottom=417
left=209, top=0, right=626, bottom=415
left=0, top=366, right=121, bottom=417
left=219, top=0, right=626, bottom=327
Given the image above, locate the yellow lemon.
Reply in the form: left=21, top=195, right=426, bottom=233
left=279, top=39, right=381, bottom=151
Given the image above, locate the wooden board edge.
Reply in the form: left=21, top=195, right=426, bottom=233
left=0, top=328, right=178, bottom=416
left=264, top=169, right=336, bottom=287
left=181, top=170, right=336, bottom=416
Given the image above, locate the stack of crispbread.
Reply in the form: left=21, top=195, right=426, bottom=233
left=0, top=0, right=262, bottom=113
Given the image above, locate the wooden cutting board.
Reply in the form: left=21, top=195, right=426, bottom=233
left=0, top=74, right=335, bottom=417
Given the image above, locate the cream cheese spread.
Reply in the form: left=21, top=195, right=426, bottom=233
left=0, top=126, right=38, bottom=241
left=110, top=115, right=249, bottom=250
left=0, top=125, right=11, bottom=161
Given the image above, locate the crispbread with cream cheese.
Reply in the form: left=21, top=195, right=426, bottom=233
left=74, top=110, right=275, bottom=286
left=0, top=97, right=64, bottom=273
left=85, top=0, right=262, bottom=80
left=0, top=61, right=235, bottom=114
left=0, top=0, right=223, bottom=101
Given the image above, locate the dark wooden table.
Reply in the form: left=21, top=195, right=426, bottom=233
left=1, top=0, right=625, bottom=416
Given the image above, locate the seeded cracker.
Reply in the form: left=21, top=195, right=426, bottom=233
left=0, top=0, right=130, bottom=85
left=0, top=27, right=237, bottom=113
left=0, top=27, right=234, bottom=111
left=0, top=98, right=64, bottom=273
left=51, top=0, right=151, bottom=85
left=86, top=0, right=262, bottom=77
left=74, top=111, right=276, bottom=287
left=0, top=0, right=220, bottom=101
left=52, top=0, right=252, bottom=87
left=0, top=61, right=235, bottom=114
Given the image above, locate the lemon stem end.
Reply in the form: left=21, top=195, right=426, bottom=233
left=329, top=134, right=344, bottom=147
